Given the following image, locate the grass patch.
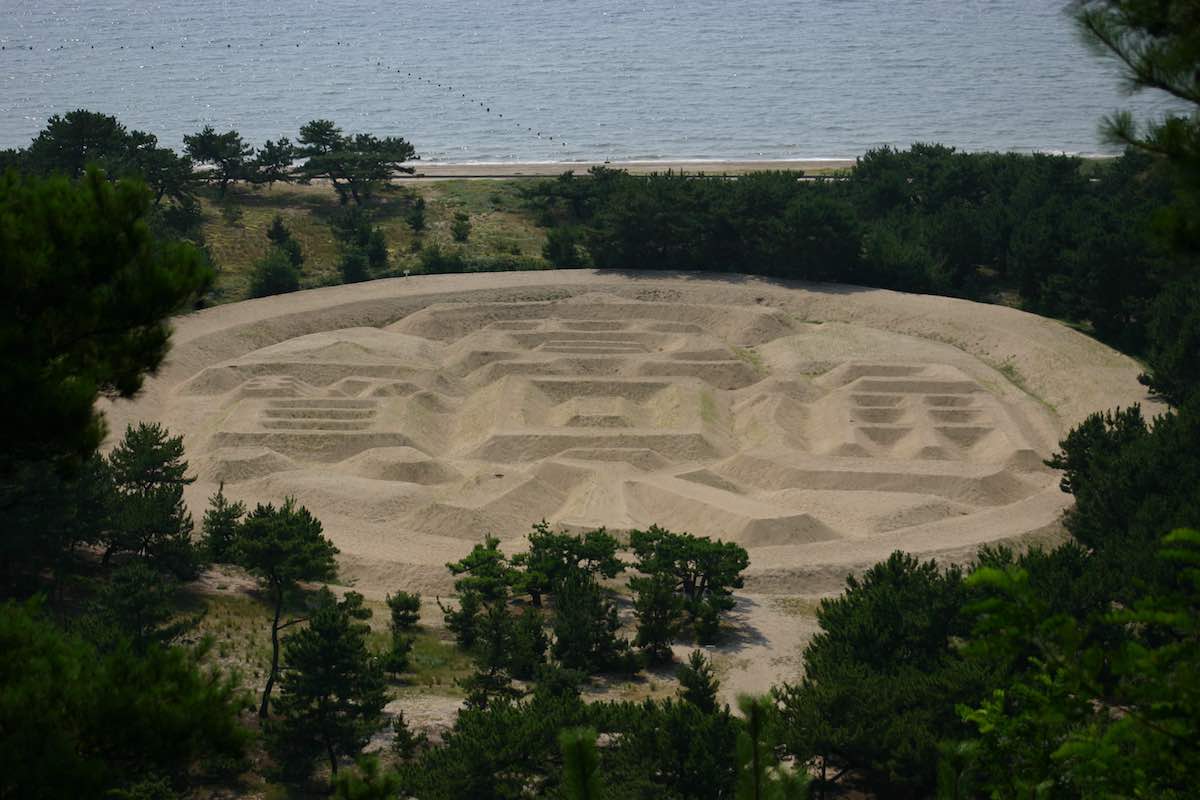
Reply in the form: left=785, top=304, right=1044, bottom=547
left=768, top=596, right=824, bottom=618
left=187, top=592, right=275, bottom=692
left=197, top=179, right=550, bottom=304
left=733, top=346, right=766, bottom=375
left=699, top=390, right=720, bottom=426
left=405, top=631, right=476, bottom=693
left=992, top=356, right=1057, bottom=413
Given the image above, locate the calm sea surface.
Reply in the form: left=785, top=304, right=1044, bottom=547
left=0, top=1, right=1185, bottom=162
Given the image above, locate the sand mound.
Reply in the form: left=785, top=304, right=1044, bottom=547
left=105, top=272, right=1157, bottom=600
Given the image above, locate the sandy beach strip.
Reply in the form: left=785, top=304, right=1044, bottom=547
left=400, top=159, right=856, bottom=179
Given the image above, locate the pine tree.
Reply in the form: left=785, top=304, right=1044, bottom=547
left=85, top=561, right=194, bottom=651
left=440, top=590, right=482, bottom=649
left=199, top=483, right=245, bottom=563
left=451, top=211, right=471, bottom=242
left=631, top=572, right=684, bottom=664
left=248, top=249, right=301, bottom=297
left=511, top=521, right=624, bottom=606
left=390, top=711, right=427, bottom=761
left=508, top=607, right=549, bottom=680
left=677, top=649, right=720, bottom=714
left=446, top=535, right=514, bottom=604
left=251, top=139, right=296, bottom=189
left=383, top=590, right=420, bottom=678
left=457, top=601, right=522, bottom=710
left=386, top=591, right=421, bottom=630
left=552, top=572, right=632, bottom=674
left=332, top=755, right=401, bottom=800
left=233, top=497, right=338, bottom=717
left=405, top=196, right=427, bottom=232
left=268, top=590, right=387, bottom=782
left=105, top=422, right=198, bottom=578
left=735, top=694, right=808, bottom=800
left=559, top=727, right=601, bottom=800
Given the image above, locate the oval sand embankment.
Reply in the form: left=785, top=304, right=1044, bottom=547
left=106, top=270, right=1159, bottom=596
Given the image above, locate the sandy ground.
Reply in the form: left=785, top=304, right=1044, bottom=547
left=107, top=270, right=1157, bottom=713
left=402, top=159, right=853, bottom=178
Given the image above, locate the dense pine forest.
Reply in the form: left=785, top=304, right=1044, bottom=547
left=2, top=1, right=1198, bottom=797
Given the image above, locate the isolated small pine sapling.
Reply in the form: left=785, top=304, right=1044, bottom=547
left=340, top=249, right=370, bottom=284
left=390, top=711, right=427, bottom=761
left=405, top=196, right=427, bottom=232
left=266, top=214, right=291, bottom=247
left=387, top=591, right=421, bottom=630
left=248, top=249, right=301, bottom=297
left=677, top=649, right=719, bottom=714
left=200, top=482, right=245, bottom=563
left=366, top=227, right=389, bottom=271
left=451, top=210, right=471, bottom=242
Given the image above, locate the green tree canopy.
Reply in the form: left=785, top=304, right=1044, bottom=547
left=248, top=248, right=302, bottom=297
left=551, top=572, right=633, bottom=675
left=297, top=119, right=417, bottom=205
left=958, top=529, right=1200, bottom=798
left=104, top=422, right=197, bottom=577
left=18, top=110, right=196, bottom=205
left=250, top=137, right=296, bottom=188
left=446, top=534, right=515, bottom=605
left=0, top=599, right=246, bottom=800
left=268, top=589, right=388, bottom=782
left=776, top=552, right=985, bottom=799
left=200, top=483, right=246, bottom=564
left=512, top=521, right=624, bottom=606
left=183, top=125, right=251, bottom=197
left=83, top=561, right=194, bottom=651
left=0, top=169, right=211, bottom=468
left=1046, top=400, right=1200, bottom=599
left=630, top=525, right=749, bottom=640
left=234, top=497, right=339, bottom=717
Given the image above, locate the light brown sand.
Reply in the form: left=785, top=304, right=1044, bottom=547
left=106, top=271, right=1157, bottom=702
left=403, top=159, right=853, bottom=178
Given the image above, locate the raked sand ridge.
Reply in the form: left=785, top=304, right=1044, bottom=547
left=107, top=270, right=1160, bottom=603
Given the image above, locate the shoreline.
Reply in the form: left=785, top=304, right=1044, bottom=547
left=402, top=159, right=857, bottom=178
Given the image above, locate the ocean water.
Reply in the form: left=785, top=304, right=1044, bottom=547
left=0, top=0, right=1185, bottom=162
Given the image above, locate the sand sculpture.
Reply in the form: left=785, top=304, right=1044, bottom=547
left=111, top=273, right=1156, bottom=594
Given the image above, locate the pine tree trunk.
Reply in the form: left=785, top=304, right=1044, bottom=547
left=259, top=584, right=283, bottom=718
